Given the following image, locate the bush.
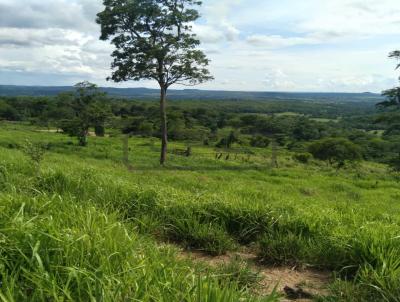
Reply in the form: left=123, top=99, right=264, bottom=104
left=21, top=140, right=47, bottom=176
left=250, top=135, right=270, bottom=148
left=94, top=125, right=105, bottom=137
left=293, top=152, right=312, bottom=164
left=309, top=137, right=362, bottom=168
left=388, top=153, right=400, bottom=172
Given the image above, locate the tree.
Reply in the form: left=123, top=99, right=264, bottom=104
left=309, top=138, right=362, bottom=168
left=60, top=82, right=108, bottom=146
left=250, top=135, right=270, bottom=148
left=216, top=131, right=239, bottom=149
left=97, top=0, right=213, bottom=165
left=378, top=51, right=400, bottom=109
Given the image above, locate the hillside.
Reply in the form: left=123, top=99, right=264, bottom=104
left=0, top=85, right=383, bottom=103
left=1, top=122, right=400, bottom=301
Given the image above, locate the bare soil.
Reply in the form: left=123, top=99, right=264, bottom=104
left=178, top=248, right=332, bottom=301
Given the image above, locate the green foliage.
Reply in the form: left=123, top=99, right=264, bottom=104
left=216, top=131, right=239, bottom=149
left=293, top=152, right=312, bottom=164
left=379, top=87, right=400, bottom=109
left=60, top=82, right=109, bottom=146
left=250, top=135, right=271, bottom=148
left=96, top=0, right=213, bottom=87
left=388, top=153, right=400, bottom=172
left=21, top=140, right=47, bottom=175
left=97, top=0, right=213, bottom=164
left=378, top=50, right=400, bottom=109
left=309, top=138, right=362, bottom=168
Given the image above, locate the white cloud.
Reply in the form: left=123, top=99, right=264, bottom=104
left=0, top=28, right=91, bottom=47
left=0, top=0, right=399, bottom=92
left=263, top=69, right=297, bottom=90
left=246, top=34, right=319, bottom=49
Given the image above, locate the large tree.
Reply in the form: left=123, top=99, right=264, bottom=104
left=97, top=0, right=213, bottom=165
left=379, top=51, right=400, bottom=108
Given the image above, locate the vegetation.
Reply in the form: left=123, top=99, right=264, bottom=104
left=59, top=82, right=109, bottom=146
left=0, top=115, right=400, bottom=301
left=97, top=0, right=213, bottom=165
left=309, top=138, right=362, bottom=168
left=0, top=2, right=399, bottom=299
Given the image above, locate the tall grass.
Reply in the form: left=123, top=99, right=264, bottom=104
left=0, top=191, right=277, bottom=301
left=1, top=124, right=400, bottom=301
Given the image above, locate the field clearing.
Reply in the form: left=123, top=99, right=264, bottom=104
left=1, top=123, right=400, bottom=301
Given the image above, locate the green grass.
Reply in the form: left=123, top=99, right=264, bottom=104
left=1, top=122, right=400, bottom=301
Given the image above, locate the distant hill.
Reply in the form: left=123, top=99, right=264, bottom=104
left=0, top=85, right=383, bottom=103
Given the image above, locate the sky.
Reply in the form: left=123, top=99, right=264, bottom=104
left=0, top=0, right=399, bottom=92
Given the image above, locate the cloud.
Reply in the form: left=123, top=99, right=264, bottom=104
left=0, top=0, right=398, bottom=92
left=246, top=34, right=319, bottom=49
left=263, top=69, right=297, bottom=90
left=297, top=0, right=400, bottom=39
left=194, top=0, right=241, bottom=44
left=0, top=28, right=91, bottom=48
left=0, top=0, right=100, bottom=31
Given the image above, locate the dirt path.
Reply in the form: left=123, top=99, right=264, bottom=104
left=178, top=249, right=332, bottom=301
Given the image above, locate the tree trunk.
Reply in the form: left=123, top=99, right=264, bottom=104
left=160, top=86, right=168, bottom=165
left=122, top=134, right=133, bottom=171
left=271, top=139, right=278, bottom=168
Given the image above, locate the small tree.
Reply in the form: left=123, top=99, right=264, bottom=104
left=22, top=140, right=47, bottom=176
left=309, top=138, right=362, bottom=169
left=388, top=153, right=400, bottom=172
left=216, top=131, right=239, bottom=149
left=97, top=0, right=213, bottom=165
left=60, top=82, right=108, bottom=146
left=250, top=135, right=270, bottom=148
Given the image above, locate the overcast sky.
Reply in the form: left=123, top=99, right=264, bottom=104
left=0, top=0, right=399, bottom=92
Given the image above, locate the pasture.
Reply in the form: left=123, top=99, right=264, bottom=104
left=0, top=123, right=400, bottom=301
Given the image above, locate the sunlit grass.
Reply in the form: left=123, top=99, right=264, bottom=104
left=1, top=122, right=400, bottom=301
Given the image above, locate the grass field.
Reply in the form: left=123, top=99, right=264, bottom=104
left=1, top=122, right=400, bottom=301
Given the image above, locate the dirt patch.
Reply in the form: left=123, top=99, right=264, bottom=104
left=178, top=249, right=332, bottom=301
left=35, top=130, right=110, bottom=137
left=36, top=129, right=62, bottom=133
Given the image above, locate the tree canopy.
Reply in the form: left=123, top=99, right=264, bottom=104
left=97, top=0, right=213, bottom=164
left=309, top=138, right=362, bottom=168
left=96, top=0, right=212, bottom=88
left=379, top=51, right=400, bottom=108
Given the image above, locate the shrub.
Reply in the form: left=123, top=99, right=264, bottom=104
left=250, top=135, right=270, bottom=148
left=388, top=153, right=400, bottom=172
left=293, top=152, right=312, bottom=164
left=309, top=137, right=362, bottom=168
left=216, top=131, right=239, bottom=149
left=21, top=140, right=47, bottom=176
left=94, top=125, right=105, bottom=137
left=0, top=165, right=8, bottom=190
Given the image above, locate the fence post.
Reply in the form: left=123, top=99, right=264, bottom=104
left=122, top=134, right=133, bottom=171
left=270, top=139, right=279, bottom=168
